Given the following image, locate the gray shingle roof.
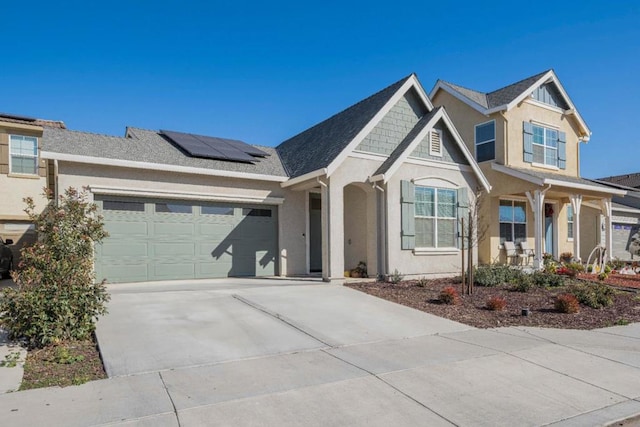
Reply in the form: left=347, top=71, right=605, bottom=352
left=501, top=165, right=618, bottom=191
left=597, top=173, right=640, bottom=189
left=373, top=107, right=441, bottom=176
left=276, top=74, right=413, bottom=178
left=42, top=126, right=288, bottom=177
left=439, top=70, right=551, bottom=110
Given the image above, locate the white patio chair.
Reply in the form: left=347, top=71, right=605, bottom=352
left=503, top=241, right=525, bottom=266
left=518, top=241, right=535, bottom=266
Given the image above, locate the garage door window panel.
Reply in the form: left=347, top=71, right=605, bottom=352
left=155, top=203, right=193, bottom=214
left=103, top=200, right=145, bottom=212
left=201, top=205, right=234, bottom=216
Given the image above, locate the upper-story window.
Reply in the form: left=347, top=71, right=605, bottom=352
left=475, top=120, right=495, bottom=162
left=9, top=135, right=38, bottom=175
left=523, top=122, right=566, bottom=169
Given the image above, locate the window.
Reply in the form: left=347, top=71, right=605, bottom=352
left=242, top=208, right=272, bottom=217
left=155, top=203, right=192, bottom=214
left=499, top=200, right=526, bottom=244
left=414, top=187, right=457, bottom=248
left=9, top=135, right=38, bottom=175
left=201, top=205, right=234, bottom=216
left=567, top=205, right=574, bottom=240
left=532, top=124, right=558, bottom=166
left=103, top=200, right=145, bottom=212
left=475, top=121, right=495, bottom=162
left=428, top=129, right=443, bottom=157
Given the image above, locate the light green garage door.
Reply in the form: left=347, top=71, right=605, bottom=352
left=94, top=197, right=278, bottom=283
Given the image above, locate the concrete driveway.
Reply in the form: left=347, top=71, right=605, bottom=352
left=1, top=278, right=640, bottom=426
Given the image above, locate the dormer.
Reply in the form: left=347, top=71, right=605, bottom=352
left=429, top=70, right=590, bottom=178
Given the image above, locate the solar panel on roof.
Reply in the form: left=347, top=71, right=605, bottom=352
left=0, top=112, right=37, bottom=122
left=160, top=130, right=259, bottom=163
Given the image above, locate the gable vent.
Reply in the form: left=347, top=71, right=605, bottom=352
left=429, top=129, right=443, bottom=157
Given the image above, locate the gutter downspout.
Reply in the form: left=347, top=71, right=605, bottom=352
left=373, top=182, right=387, bottom=278
left=317, top=177, right=330, bottom=282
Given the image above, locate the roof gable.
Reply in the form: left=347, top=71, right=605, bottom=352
left=276, top=74, right=425, bottom=178
left=430, top=70, right=591, bottom=139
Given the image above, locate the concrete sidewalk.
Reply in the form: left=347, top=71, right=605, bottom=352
left=1, top=280, right=639, bottom=426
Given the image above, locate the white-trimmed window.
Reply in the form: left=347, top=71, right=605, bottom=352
left=532, top=124, right=558, bottom=166
left=414, top=186, right=457, bottom=248
left=428, top=129, right=443, bottom=157
left=499, top=199, right=526, bottom=244
left=567, top=205, right=574, bottom=240
left=9, top=135, right=38, bottom=175
left=475, top=120, right=495, bottom=162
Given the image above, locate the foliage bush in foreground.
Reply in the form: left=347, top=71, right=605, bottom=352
left=486, top=296, right=507, bottom=311
left=474, top=264, right=520, bottom=287
left=0, top=188, right=110, bottom=348
left=439, top=286, right=461, bottom=305
left=555, top=294, right=580, bottom=314
left=568, top=283, right=615, bottom=309
left=387, top=269, right=404, bottom=284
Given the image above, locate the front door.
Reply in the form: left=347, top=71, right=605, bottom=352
left=309, top=193, right=322, bottom=272
left=545, top=203, right=554, bottom=256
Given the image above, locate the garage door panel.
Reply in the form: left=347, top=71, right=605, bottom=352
left=96, top=197, right=278, bottom=283
left=153, top=222, right=195, bottom=237
left=152, top=262, right=195, bottom=280
left=152, top=242, right=196, bottom=257
left=105, top=221, right=148, bottom=237
left=101, top=242, right=149, bottom=257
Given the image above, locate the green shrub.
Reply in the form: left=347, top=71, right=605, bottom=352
left=474, top=264, right=518, bottom=287
left=486, top=296, right=507, bottom=311
left=439, top=286, right=460, bottom=305
left=0, top=188, right=110, bottom=348
left=513, top=274, right=535, bottom=292
left=415, top=277, right=429, bottom=287
left=568, top=283, right=615, bottom=309
left=531, top=271, right=565, bottom=287
left=565, top=262, right=585, bottom=274
left=555, top=294, right=580, bottom=313
left=388, top=269, right=404, bottom=284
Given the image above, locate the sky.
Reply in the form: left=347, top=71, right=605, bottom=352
left=2, top=1, right=639, bottom=179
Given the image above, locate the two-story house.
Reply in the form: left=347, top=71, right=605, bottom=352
left=0, top=113, right=65, bottom=265
left=430, top=70, right=625, bottom=267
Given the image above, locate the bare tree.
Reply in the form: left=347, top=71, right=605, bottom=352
left=460, top=189, right=488, bottom=295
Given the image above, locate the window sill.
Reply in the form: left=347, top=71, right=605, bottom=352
left=531, top=162, right=559, bottom=171
left=413, top=248, right=460, bottom=256
left=7, top=173, right=41, bottom=180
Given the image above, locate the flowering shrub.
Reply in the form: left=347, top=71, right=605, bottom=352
left=439, top=286, right=461, bottom=305
left=486, top=296, right=507, bottom=311
left=555, top=294, right=580, bottom=313
left=0, top=188, right=110, bottom=348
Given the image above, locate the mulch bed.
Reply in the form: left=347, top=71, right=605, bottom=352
left=347, top=278, right=640, bottom=329
left=20, top=337, right=106, bottom=390
left=578, top=273, right=640, bottom=290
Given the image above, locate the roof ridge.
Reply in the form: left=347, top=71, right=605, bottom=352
left=441, top=80, right=487, bottom=95
left=486, top=69, right=552, bottom=95
left=45, top=126, right=129, bottom=140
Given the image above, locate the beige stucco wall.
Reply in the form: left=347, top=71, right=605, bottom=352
left=386, top=164, right=479, bottom=276
left=431, top=90, right=505, bottom=164
left=504, top=100, right=581, bottom=176
left=580, top=205, right=601, bottom=262
left=343, top=185, right=369, bottom=272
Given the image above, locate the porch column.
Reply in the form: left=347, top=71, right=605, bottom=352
left=321, top=178, right=344, bottom=282
left=600, top=198, right=613, bottom=263
left=570, top=194, right=582, bottom=262
left=533, top=190, right=545, bottom=269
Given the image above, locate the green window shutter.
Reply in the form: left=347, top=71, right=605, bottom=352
left=557, top=131, right=567, bottom=169
left=456, top=187, right=469, bottom=249
left=400, top=180, right=415, bottom=250
left=523, top=122, right=533, bottom=163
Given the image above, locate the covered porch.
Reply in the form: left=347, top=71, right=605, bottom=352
left=487, top=164, right=627, bottom=269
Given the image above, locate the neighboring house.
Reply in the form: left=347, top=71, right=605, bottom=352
left=430, top=70, right=625, bottom=267
left=591, top=175, right=640, bottom=261
left=0, top=113, right=65, bottom=266
left=37, top=73, right=490, bottom=284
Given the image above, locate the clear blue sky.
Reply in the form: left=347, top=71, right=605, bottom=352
left=3, top=1, right=638, bottom=179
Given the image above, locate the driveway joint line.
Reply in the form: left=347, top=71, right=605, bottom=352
left=232, top=294, right=334, bottom=347
left=439, top=333, right=636, bottom=401
left=320, top=349, right=459, bottom=426
left=504, top=327, right=640, bottom=371
left=538, top=400, right=640, bottom=427
left=158, top=371, right=182, bottom=427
